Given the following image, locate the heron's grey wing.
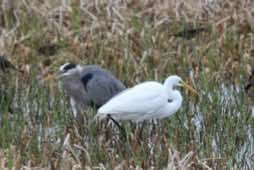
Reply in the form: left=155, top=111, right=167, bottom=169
left=62, top=76, right=90, bottom=111
left=81, top=72, right=125, bottom=108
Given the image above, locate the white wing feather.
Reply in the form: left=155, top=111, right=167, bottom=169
left=96, top=81, right=167, bottom=121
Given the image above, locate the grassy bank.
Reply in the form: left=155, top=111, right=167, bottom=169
left=0, top=0, right=254, bottom=169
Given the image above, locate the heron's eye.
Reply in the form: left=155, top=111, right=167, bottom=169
left=168, top=99, right=173, bottom=103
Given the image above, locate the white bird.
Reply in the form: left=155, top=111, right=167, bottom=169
left=95, top=75, right=197, bottom=122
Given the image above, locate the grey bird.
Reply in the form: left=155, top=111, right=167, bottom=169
left=0, top=55, right=17, bottom=72
left=58, top=63, right=126, bottom=118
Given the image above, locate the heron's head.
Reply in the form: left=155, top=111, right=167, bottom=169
left=58, top=63, right=79, bottom=78
left=164, top=75, right=198, bottom=95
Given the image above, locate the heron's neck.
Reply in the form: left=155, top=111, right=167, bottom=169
left=62, top=71, right=80, bottom=83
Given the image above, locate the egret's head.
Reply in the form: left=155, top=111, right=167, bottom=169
left=164, top=75, right=198, bottom=95
left=164, top=75, right=183, bottom=88
left=58, top=63, right=79, bottom=78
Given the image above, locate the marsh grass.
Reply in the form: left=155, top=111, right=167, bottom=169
left=0, top=0, right=254, bottom=169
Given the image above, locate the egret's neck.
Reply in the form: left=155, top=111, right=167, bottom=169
left=164, top=78, right=174, bottom=92
left=163, top=77, right=183, bottom=113
left=167, top=90, right=183, bottom=114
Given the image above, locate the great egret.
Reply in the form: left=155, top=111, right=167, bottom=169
left=95, top=75, right=197, bottom=122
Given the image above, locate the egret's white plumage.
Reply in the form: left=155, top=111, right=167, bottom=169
left=95, top=75, right=190, bottom=122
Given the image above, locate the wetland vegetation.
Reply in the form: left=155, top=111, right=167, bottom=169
left=0, top=0, right=254, bottom=169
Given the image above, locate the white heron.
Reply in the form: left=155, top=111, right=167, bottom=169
left=95, top=75, right=198, bottom=122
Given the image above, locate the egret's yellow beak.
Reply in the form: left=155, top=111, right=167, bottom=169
left=180, top=81, right=199, bottom=96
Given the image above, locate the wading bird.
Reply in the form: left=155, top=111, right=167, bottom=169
left=0, top=55, right=18, bottom=72
left=95, top=75, right=197, bottom=123
left=58, top=63, right=126, bottom=118
left=173, top=27, right=208, bottom=39
left=245, top=70, right=254, bottom=92
left=0, top=55, right=24, bottom=73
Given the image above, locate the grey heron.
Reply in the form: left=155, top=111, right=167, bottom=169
left=0, top=55, right=24, bottom=73
left=245, top=70, right=254, bottom=92
left=0, top=56, right=17, bottom=72
left=58, top=63, right=126, bottom=118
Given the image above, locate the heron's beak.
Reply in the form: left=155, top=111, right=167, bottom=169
left=43, top=74, right=57, bottom=81
left=180, top=81, right=199, bottom=96
left=43, top=70, right=69, bottom=81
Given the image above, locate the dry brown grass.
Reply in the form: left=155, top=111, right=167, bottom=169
left=0, top=0, right=254, bottom=169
